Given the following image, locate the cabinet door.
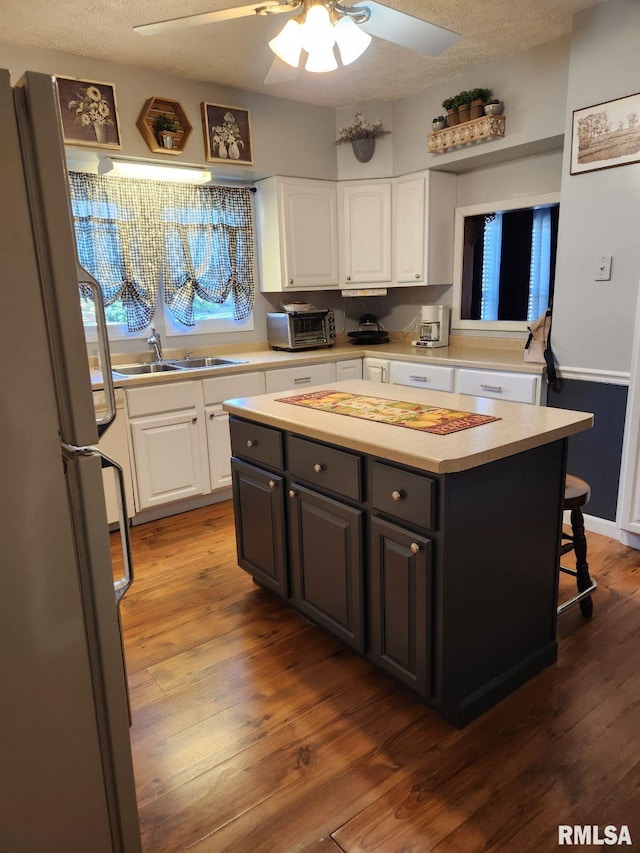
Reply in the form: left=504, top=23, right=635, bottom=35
left=130, top=410, right=208, bottom=509
left=281, top=180, right=339, bottom=289
left=288, top=483, right=364, bottom=652
left=340, top=182, right=392, bottom=286
left=206, top=405, right=232, bottom=491
left=335, top=358, right=363, bottom=381
left=363, top=357, right=389, bottom=382
left=394, top=177, right=425, bottom=284
left=369, top=517, right=432, bottom=696
left=231, top=459, right=288, bottom=597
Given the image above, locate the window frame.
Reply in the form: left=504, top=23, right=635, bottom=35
left=451, top=192, right=560, bottom=333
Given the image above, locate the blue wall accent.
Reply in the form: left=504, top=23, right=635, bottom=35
left=547, top=379, right=627, bottom=521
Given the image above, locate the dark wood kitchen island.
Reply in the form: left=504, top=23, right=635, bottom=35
left=223, top=380, right=593, bottom=727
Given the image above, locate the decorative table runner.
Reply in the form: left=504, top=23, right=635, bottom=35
left=276, top=389, right=500, bottom=435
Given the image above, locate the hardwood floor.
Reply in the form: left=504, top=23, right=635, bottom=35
left=115, top=501, right=640, bottom=852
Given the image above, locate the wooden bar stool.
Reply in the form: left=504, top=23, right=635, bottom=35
left=558, top=474, right=596, bottom=617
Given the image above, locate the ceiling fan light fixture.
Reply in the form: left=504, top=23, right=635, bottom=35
left=304, top=43, right=338, bottom=72
left=268, top=17, right=303, bottom=67
left=333, top=14, right=371, bottom=65
left=300, top=3, right=335, bottom=54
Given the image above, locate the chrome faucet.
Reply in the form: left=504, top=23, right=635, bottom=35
left=146, top=327, right=163, bottom=362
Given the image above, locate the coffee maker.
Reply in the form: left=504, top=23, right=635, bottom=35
left=412, top=305, right=450, bottom=348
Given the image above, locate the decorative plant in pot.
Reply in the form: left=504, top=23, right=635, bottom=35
left=432, top=115, right=446, bottom=131
left=336, top=112, right=391, bottom=163
left=154, top=113, right=179, bottom=149
left=441, top=96, right=459, bottom=127
left=469, top=88, right=493, bottom=119
left=456, top=91, right=474, bottom=124
left=484, top=98, right=503, bottom=116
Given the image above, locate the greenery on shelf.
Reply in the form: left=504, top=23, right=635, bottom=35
left=154, top=113, right=179, bottom=133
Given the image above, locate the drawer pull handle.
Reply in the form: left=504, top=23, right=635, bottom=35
left=409, top=375, right=430, bottom=383
left=288, top=489, right=297, bottom=498
left=391, top=490, right=402, bottom=502
left=480, top=384, right=503, bottom=393
left=313, top=463, right=324, bottom=473
left=294, top=376, right=312, bottom=384
left=268, top=480, right=276, bottom=490
left=410, top=542, right=420, bottom=554
left=246, top=439, right=257, bottom=448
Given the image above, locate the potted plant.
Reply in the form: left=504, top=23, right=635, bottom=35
left=442, top=96, right=459, bottom=127
left=336, top=112, right=391, bottom=162
left=432, top=116, right=446, bottom=131
left=469, top=87, right=493, bottom=119
left=484, top=98, right=503, bottom=116
left=457, top=90, right=473, bottom=124
left=154, top=113, right=179, bottom=149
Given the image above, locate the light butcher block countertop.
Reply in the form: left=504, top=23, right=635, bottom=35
left=222, top=379, right=593, bottom=474
left=90, top=338, right=544, bottom=389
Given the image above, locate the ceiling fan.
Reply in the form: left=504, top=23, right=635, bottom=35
left=134, top=0, right=460, bottom=81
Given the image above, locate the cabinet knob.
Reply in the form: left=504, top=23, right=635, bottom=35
left=415, top=273, right=420, bottom=279
left=288, top=278, right=294, bottom=284
left=313, top=463, right=324, bottom=473
left=192, top=416, right=198, bottom=424
left=268, top=480, right=276, bottom=490
left=391, top=490, right=402, bottom=502
left=288, top=489, right=297, bottom=498
left=410, top=542, right=420, bottom=554
left=209, top=412, right=214, bottom=420
left=246, top=439, right=257, bottom=448
left=346, top=275, right=351, bottom=281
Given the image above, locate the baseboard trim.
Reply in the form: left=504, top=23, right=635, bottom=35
left=131, top=488, right=232, bottom=525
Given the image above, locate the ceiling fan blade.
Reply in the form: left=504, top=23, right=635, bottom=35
left=134, top=1, right=292, bottom=36
left=264, top=56, right=301, bottom=85
left=353, top=1, right=460, bottom=57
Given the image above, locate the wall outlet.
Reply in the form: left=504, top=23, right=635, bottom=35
left=595, top=255, right=612, bottom=281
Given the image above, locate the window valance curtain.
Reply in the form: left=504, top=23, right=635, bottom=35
left=69, top=172, right=255, bottom=331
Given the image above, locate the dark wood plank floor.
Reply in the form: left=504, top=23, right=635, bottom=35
left=114, top=500, right=640, bottom=852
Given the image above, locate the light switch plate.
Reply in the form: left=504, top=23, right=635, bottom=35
left=595, top=255, right=612, bottom=281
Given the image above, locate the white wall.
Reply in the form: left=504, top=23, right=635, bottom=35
left=552, top=0, right=640, bottom=373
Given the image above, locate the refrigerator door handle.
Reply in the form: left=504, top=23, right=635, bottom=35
left=98, top=450, right=135, bottom=602
left=63, top=443, right=135, bottom=601
left=78, top=263, right=116, bottom=438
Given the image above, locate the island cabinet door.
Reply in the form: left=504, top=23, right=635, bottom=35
left=287, top=482, right=365, bottom=652
left=231, top=459, right=288, bottom=598
left=369, top=517, right=432, bottom=697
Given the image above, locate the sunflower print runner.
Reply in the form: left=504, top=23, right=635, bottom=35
left=276, top=390, right=500, bottom=435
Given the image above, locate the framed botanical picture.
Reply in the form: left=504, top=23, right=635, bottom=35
left=55, top=76, right=122, bottom=149
left=201, top=102, right=253, bottom=165
left=570, top=91, right=640, bottom=175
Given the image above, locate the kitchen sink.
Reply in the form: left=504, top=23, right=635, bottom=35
left=170, top=357, right=246, bottom=369
left=112, top=362, right=182, bottom=375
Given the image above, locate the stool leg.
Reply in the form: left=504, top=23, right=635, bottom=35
left=570, top=507, right=593, bottom=618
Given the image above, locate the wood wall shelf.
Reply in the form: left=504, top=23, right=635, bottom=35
left=428, top=114, right=506, bottom=154
left=136, top=97, right=192, bottom=155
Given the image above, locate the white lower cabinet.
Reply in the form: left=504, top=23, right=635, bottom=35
left=364, top=357, right=390, bottom=382
left=264, top=362, right=333, bottom=393
left=335, top=358, right=363, bottom=381
left=389, top=360, right=455, bottom=392
left=455, top=368, right=540, bottom=404
left=130, top=409, right=208, bottom=509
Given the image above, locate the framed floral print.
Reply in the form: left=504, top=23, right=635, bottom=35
left=55, top=76, right=122, bottom=149
left=201, top=102, right=253, bottom=165
left=570, top=91, right=640, bottom=175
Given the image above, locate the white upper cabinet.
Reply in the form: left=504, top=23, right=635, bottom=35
left=338, top=181, right=392, bottom=287
left=392, top=171, right=456, bottom=287
left=256, top=176, right=339, bottom=291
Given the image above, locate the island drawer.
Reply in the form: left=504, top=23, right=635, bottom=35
left=370, top=460, right=436, bottom=530
left=287, top=435, right=362, bottom=502
left=230, top=418, right=284, bottom=471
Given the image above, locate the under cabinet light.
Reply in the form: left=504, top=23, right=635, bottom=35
left=98, top=158, right=211, bottom=183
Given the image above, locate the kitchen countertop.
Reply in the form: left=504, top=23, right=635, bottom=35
left=222, top=379, right=592, bottom=474
left=90, top=337, right=543, bottom=390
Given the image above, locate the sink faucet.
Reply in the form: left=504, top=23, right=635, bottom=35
left=146, top=327, right=163, bottom=362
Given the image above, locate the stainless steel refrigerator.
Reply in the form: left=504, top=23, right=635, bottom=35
left=0, top=69, right=141, bottom=851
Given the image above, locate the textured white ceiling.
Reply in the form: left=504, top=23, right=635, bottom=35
left=0, top=0, right=604, bottom=107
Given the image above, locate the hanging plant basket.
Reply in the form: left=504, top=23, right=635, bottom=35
left=351, top=138, right=375, bottom=163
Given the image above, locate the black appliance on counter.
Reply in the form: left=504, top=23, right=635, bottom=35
left=348, top=314, right=389, bottom=345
